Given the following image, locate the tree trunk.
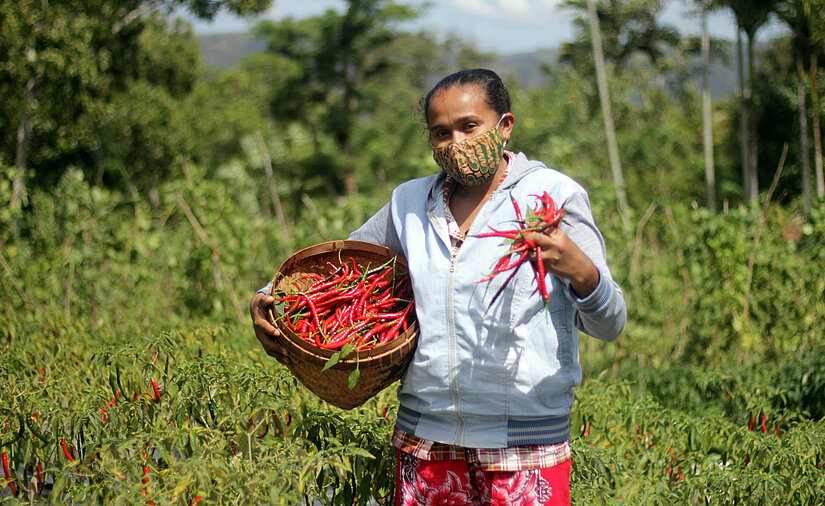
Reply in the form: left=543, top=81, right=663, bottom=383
left=342, top=65, right=359, bottom=196
left=737, top=30, right=751, bottom=202
left=798, top=56, right=811, bottom=214
left=586, top=0, right=629, bottom=225
left=255, top=131, right=291, bottom=249
left=811, top=54, right=825, bottom=198
left=701, top=1, right=716, bottom=211
left=747, top=33, right=759, bottom=201
left=11, top=77, right=37, bottom=210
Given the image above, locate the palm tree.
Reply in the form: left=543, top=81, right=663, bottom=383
left=720, top=0, right=780, bottom=202
left=802, top=0, right=825, bottom=199
left=560, top=0, right=680, bottom=222
left=695, top=0, right=718, bottom=211
left=775, top=0, right=825, bottom=207
left=585, top=0, right=629, bottom=224
left=561, top=0, right=681, bottom=72
left=777, top=0, right=814, bottom=212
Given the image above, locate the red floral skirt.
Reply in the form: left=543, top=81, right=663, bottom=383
left=395, top=449, right=571, bottom=506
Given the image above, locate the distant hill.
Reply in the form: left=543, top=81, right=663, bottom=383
left=195, top=32, right=561, bottom=88
left=196, top=32, right=737, bottom=98
left=197, top=32, right=267, bottom=70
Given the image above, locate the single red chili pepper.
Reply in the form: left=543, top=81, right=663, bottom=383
left=365, top=298, right=397, bottom=313
left=356, top=322, right=389, bottom=348
left=344, top=257, right=360, bottom=276
left=379, top=327, right=399, bottom=345
left=541, top=192, right=556, bottom=220
left=307, top=273, right=356, bottom=294
left=535, top=245, right=549, bottom=302
left=298, top=292, right=322, bottom=331
left=474, top=229, right=523, bottom=240
left=61, top=438, right=75, bottom=462
left=511, top=197, right=523, bottom=222
left=151, top=379, right=161, bottom=403
left=371, top=310, right=410, bottom=320
left=2, top=451, right=16, bottom=497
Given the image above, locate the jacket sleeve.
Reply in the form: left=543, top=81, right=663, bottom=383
left=559, top=189, right=627, bottom=341
left=347, top=201, right=404, bottom=254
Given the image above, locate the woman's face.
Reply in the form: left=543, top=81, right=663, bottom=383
left=426, top=84, right=513, bottom=148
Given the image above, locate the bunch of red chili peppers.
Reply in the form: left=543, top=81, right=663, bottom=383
left=273, top=257, right=415, bottom=352
left=475, top=190, right=566, bottom=305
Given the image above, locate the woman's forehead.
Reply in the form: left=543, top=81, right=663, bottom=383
left=427, top=84, right=492, bottom=121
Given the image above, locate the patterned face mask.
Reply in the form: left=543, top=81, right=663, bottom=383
left=432, top=116, right=506, bottom=186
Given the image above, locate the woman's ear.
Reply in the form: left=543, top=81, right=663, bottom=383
left=499, top=112, right=515, bottom=142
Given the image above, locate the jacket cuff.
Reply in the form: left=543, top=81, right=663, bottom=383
left=567, top=268, right=612, bottom=313
left=257, top=282, right=271, bottom=295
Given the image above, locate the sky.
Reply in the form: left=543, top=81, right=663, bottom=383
left=185, top=0, right=788, bottom=55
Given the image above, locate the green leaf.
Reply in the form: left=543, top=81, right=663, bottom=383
left=348, top=369, right=360, bottom=391
left=322, top=352, right=340, bottom=372
left=171, top=472, right=194, bottom=503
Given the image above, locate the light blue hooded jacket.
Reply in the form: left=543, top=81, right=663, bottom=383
left=348, top=152, right=626, bottom=449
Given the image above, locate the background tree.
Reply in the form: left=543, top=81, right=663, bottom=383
left=0, top=0, right=272, bottom=209
left=802, top=0, right=825, bottom=198
left=560, top=0, right=688, bottom=217
left=721, top=0, right=780, bottom=202
left=777, top=0, right=815, bottom=213
left=699, top=0, right=718, bottom=210
left=561, top=0, right=681, bottom=73
left=254, top=0, right=419, bottom=197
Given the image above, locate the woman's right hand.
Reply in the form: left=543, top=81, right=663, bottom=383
left=250, top=292, right=288, bottom=365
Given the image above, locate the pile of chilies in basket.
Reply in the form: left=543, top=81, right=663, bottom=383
left=273, top=257, right=415, bottom=352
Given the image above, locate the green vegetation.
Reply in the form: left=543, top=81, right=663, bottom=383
left=2, top=0, right=824, bottom=503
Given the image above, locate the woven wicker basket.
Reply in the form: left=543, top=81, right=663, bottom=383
left=268, top=240, right=418, bottom=410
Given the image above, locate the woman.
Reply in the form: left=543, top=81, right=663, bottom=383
left=251, top=68, right=626, bottom=505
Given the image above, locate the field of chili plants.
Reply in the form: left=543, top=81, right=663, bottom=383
left=2, top=318, right=824, bottom=504
left=2, top=170, right=825, bottom=504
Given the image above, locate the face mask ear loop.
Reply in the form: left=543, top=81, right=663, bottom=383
left=496, top=114, right=507, bottom=149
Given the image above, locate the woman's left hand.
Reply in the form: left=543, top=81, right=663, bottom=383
left=523, top=228, right=600, bottom=298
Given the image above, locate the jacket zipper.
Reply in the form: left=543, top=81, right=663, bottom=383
left=446, top=257, right=465, bottom=443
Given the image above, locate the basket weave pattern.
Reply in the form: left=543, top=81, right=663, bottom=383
left=269, top=240, right=418, bottom=410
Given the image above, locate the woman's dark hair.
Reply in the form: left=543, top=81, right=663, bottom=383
left=420, top=69, right=511, bottom=126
